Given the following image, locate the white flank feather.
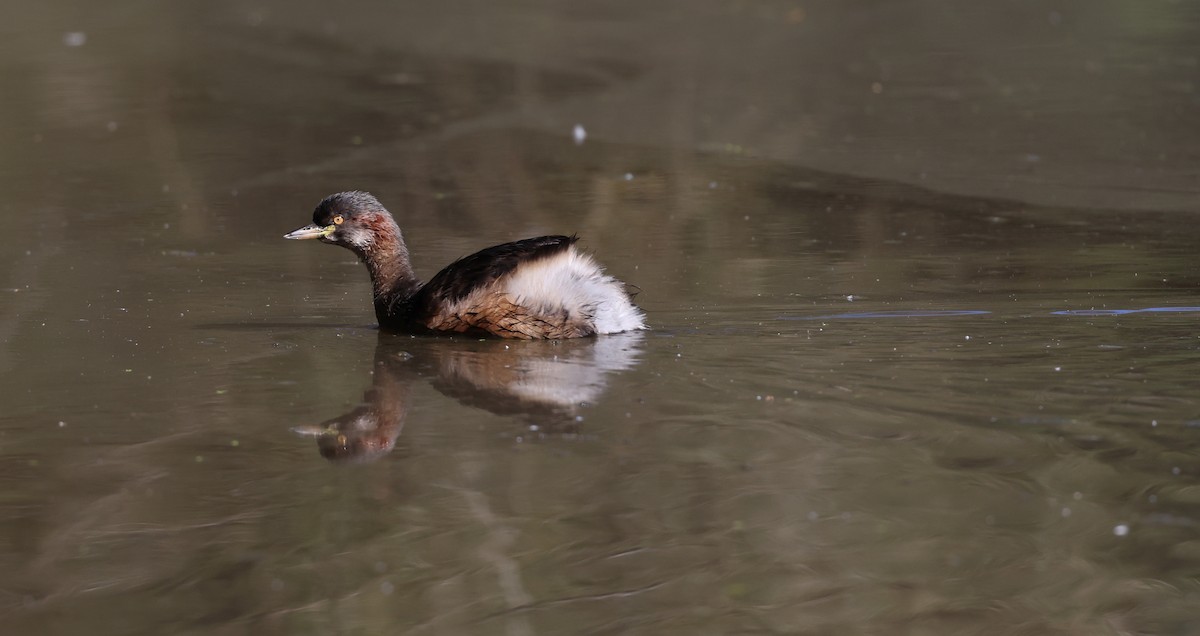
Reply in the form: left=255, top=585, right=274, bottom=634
left=502, top=248, right=646, bottom=334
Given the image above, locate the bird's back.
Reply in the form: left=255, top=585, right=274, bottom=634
left=399, top=236, right=645, bottom=339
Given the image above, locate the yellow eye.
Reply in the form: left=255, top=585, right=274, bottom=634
left=333, top=215, right=344, bottom=225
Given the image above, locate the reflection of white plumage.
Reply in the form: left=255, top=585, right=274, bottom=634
left=443, top=332, right=645, bottom=409
left=293, top=333, right=645, bottom=461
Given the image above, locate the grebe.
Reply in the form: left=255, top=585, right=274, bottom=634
left=284, top=191, right=646, bottom=339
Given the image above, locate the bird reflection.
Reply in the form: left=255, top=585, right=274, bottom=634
left=292, top=332, right=644, bottom=461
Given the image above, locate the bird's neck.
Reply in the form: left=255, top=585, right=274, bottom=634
left=358, top=224, right=422, bottom=316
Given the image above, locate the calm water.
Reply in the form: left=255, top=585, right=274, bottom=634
left=3, top=2, right=1200, bottom=634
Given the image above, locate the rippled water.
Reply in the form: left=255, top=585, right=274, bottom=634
left=3, top=1, right=1200, bottom=634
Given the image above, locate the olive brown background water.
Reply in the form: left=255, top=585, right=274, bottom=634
left=3, top=1, right=1200, bottom=634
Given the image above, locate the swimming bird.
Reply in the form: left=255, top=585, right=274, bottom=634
left=284, top=191, right=646, bottom=339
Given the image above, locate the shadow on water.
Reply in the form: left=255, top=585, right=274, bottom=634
left=291, top=333, right=645, bottom=462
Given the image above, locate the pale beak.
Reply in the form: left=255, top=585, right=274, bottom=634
left=284, top=223, right=335, bottom=240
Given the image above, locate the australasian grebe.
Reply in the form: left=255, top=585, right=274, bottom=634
left=284, top=191, right=646, bottom=339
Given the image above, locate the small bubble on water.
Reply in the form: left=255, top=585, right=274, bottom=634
left=572, top=124, right=586, bottom=145
left=574, top=415, right=584, bottom=423
left=1061, top=507, right=1071, bottom=518
left=1172, top=466, right=1181, bottom=475
left=63, top=32, right=87, bottom=47
left=1151, top=419, right=1158, bottom=427
left=58, top=421, right=66, bottom=428
left=1113, top=524, right=1129, bottom=537
left=623, top=172, right=634, bottom=181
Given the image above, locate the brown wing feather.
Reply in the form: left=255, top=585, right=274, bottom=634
left=407, top=235, right=593, bottom=339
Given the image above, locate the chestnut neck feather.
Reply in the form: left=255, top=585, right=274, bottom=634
left=352, top=215, right=421, bottom=319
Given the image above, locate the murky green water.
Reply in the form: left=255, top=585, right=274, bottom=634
left=3, top=2, right=1200, bottom=634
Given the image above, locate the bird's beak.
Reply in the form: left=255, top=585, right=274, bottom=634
left=284, top=223, right=335, bottom=240
left=291, top=424, right=338, bottom=438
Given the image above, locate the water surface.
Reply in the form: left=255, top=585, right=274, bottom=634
left=3, top=2, right=1200, bottom=634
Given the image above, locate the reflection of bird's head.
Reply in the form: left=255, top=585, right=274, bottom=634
left=293, top=409, right=399, bottom=463
left=315, top=428, right=394, bottom=462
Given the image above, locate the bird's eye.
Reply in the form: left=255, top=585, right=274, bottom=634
left=333, top=215, right=344, bottom=225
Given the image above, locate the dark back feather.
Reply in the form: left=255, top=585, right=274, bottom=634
left=415, top=235, right=577, bottom=306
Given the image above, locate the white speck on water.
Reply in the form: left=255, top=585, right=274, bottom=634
left=1073, top=492, right=1083, bottom=501
left=964, top=335, right=971, bottom=340
left=1172, top=466, right=1181, bottom=475
left=529, top=424, right=539, bottom=432
left=58, top=421, right=66, bottom=428
left=1152, top=419, right=1158, bottom=427
left=572, top=124, right=586, bottom=145
left=623, top=172, right=634, bottom=181
left=1061, top=507, right=1071, bottom=518
left=63, top=32, right=87, bottom=47
left=380, top=580, right=394, bottom=595
left=1113, top=524, right=1129, bottom=537
left=1054, top=366, right=1062, bottom=372
left=708, top=181, right=718, bottom=189
left=574, top=415, right=584, bottom=423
